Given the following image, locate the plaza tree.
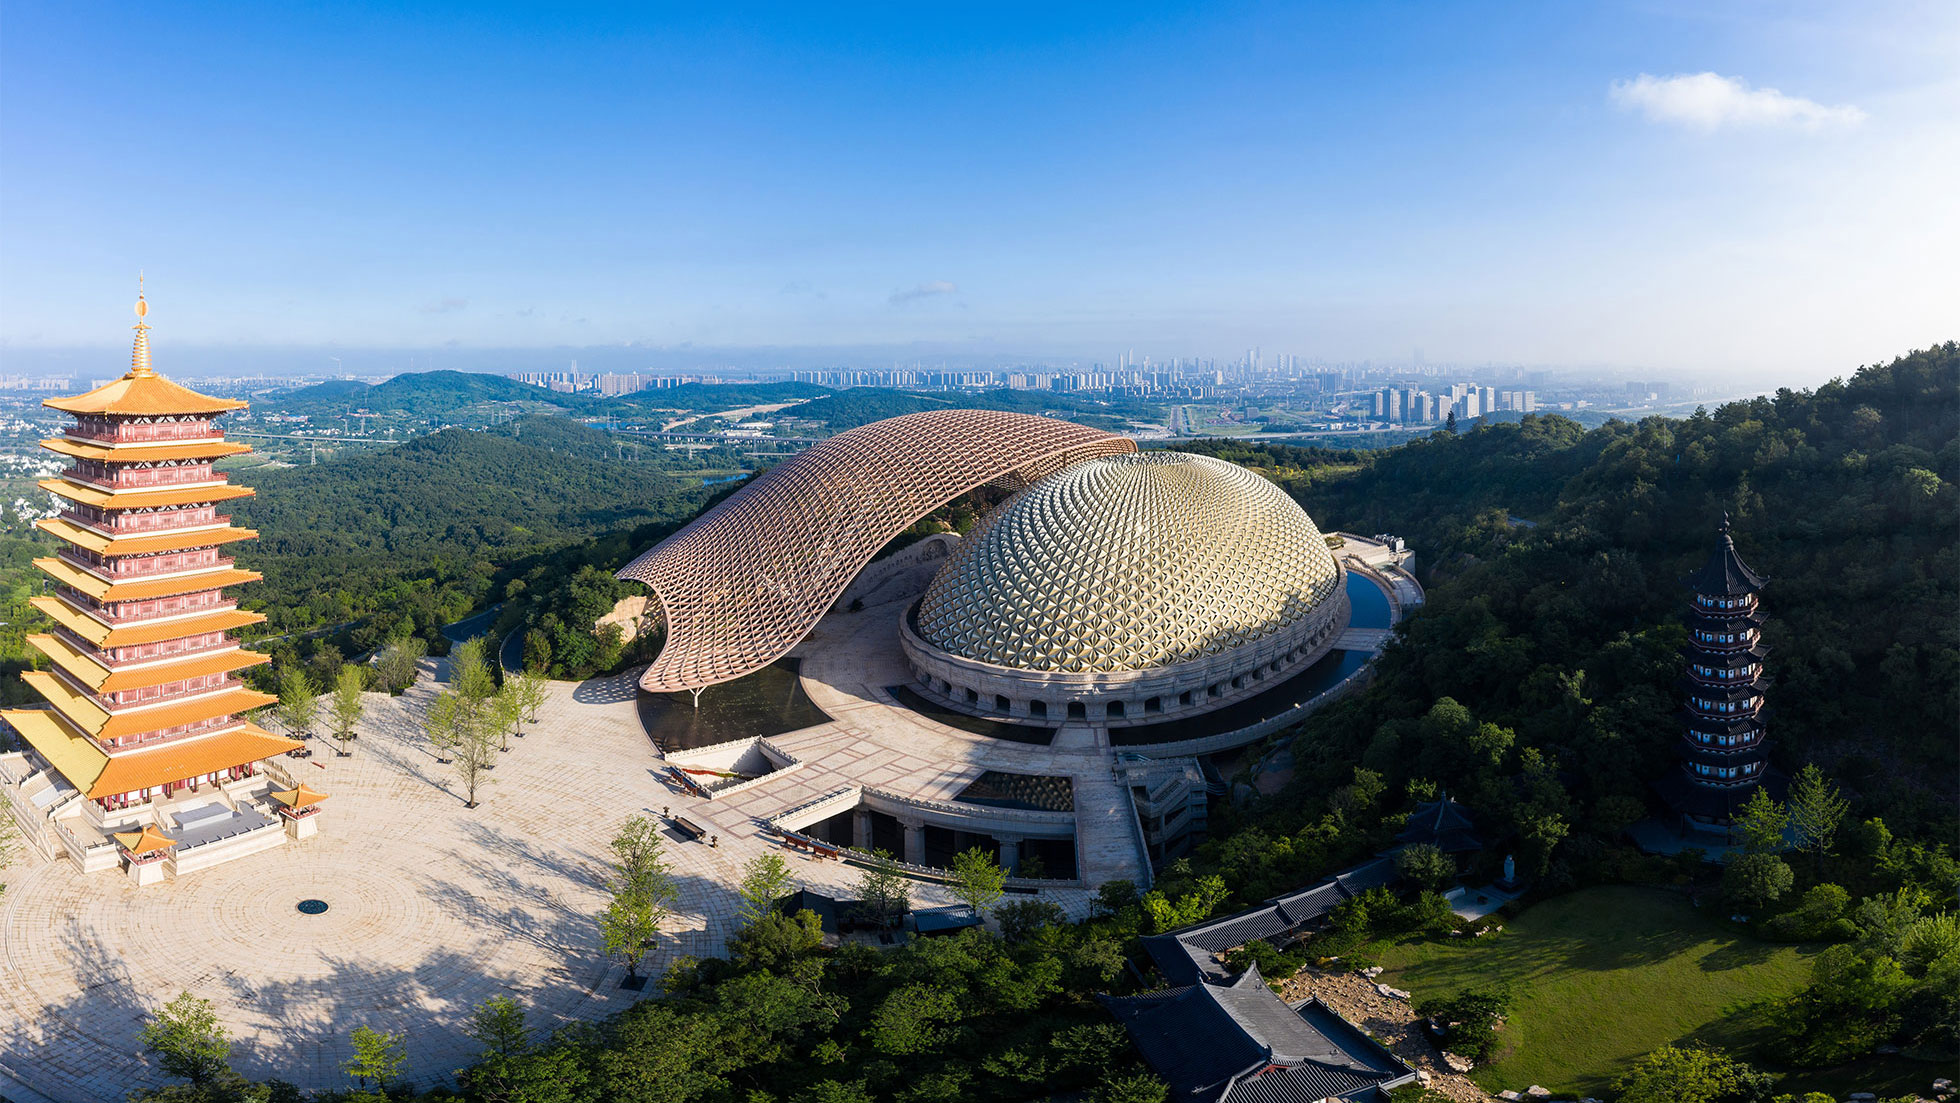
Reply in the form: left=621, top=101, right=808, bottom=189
left=345, top=1024, right=407, bottom=1093
left=373, top=634, right=426, bottom=695
left=327, top=664, right=366, bottom=757
left=736, top=852, right=794, bottom=930
left=423, top=689, right=463, bottom=764
left=509, top=667, right=550, bottom=731
left=138, top=991, right=233, bottom=1088
left=465, top=994, right=530, bottom=1060
left=950, top=846, right=1008, bottom=917
left=491, top=679, right=524, bottom=754
left=600, top=815, right=679, bottom=985
left=852, top=848, right=912, bottom=932
left=451, top=703, right=499, bottom=808
left=273, top=666, right=317, bottom=740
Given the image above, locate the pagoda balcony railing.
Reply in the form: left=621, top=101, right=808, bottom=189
left=1690, top=633, right=1759, bottom=650
left=54, top=513, right=236, bottom=546
left=83, top=675, right=248, bottom=714
left=60, top=592, right=241, bottom=622
left=61, top=629, right=245, bottom=668
left=58, top=546, right=234, bottom=578
left=64, top=424, right=222, bottom=445
left=105, top=716, right=247, bottom=751
left=59, top=466, right=226, bottom=491
left=59, top=508, right=225, bottom=535
left=1693, top=595, right=1758, bottom=614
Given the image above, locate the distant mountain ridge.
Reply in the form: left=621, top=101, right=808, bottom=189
left=258, top=370, right=594, bottom=417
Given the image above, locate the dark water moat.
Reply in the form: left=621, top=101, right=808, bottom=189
left=636, top=658, right=833, bottom=753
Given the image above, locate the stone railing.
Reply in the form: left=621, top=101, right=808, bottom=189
left=664, top=736, right=804, bottom=801
left=769, top=786, right=1080, bottom=889
left=1122, top=771, right=1157, bottom=893
left=861, top=786, right=1076, bottom=830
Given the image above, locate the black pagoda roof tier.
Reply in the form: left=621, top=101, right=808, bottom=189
left=1681, top=678, right=1766, bottom=703
left=1681, top=643, right=1770, bottom=665
left=1680, top=710, right=1765, bottom=735
left=1682, top=743, right=1766, bottom=767
left=1686, top=607, right=1765, bottom=631
left=1685, top=516, right=1767, bottom=597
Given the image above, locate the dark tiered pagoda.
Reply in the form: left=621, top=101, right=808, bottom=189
left=1662, top=516, right=1774, bottom=825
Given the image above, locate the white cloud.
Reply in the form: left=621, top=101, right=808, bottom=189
left=418, top=296, right=469, bottom=314
left=1610, top=72, right=1866, bottom=130
left=889, top=280, right=957, bottom=306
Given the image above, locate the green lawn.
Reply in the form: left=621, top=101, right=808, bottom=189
left=1376, top=885, right=1822, bottom=1097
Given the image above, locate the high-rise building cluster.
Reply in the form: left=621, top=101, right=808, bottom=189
left=510, top=370, right=722, bottom=395
left=1370, top=383, right=1535, bottom=423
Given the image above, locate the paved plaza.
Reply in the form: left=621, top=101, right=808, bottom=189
left=0, top=654, right=962, bottom=1101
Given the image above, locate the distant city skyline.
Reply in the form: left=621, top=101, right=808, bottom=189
left=3, top=2, right=1955, bottom=389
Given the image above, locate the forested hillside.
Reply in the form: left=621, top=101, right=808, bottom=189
left=1166, top=345, right=1958, bottom=1072
left=228, top=424, right=709, bottom=653
left=1185, top=343, right=1957, bottom=846
left=258, top=369, right=597, bottom=417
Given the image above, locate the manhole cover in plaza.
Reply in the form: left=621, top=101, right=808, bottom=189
left=296, top=899, right=330, bottom=915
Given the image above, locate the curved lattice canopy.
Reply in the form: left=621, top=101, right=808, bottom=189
left=915, top=452, right=1342, bottom=672
left=618, top=410, right=1135, bottom=692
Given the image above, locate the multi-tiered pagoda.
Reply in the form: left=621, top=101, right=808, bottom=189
left=1, top=290, right=308, bottom=883
left=1663, top=516, right=1773, bottom=827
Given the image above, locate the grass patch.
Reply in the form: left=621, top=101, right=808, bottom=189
left=1375, top=885, right=1821, bottom=1097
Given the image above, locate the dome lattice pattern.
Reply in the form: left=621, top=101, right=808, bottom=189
left=916, top=453, right=1341, bottom=673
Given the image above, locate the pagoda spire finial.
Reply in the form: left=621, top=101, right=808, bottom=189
left=130, top=273, right=154, bottom=378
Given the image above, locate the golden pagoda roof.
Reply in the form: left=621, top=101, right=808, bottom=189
left=32, top=557, right=260, bottom=603
left=0, top=707, right=299, bottom=799
left=35, top=517, right=257, bottom=557
left=42, top=437, right=251, bottom=463
left=20, top=669, right=276, bottom=741
left=44, top=293, right=246, bottom=417
left=44, top=375, right=247, bottom=417
left=39, top=477, right=254, bottom=511
left=113, top=824, right=177, bottom=856
left=28, top=633, right=269, bottom=694
left=271, top=783, right=329, bottom=810
left=28, top=595, right=266, bottom=647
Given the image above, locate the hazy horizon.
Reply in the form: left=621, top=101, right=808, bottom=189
left=4, top=2, right=1956, bottom=391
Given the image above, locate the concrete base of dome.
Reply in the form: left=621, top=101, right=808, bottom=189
left=898, top=571, right=1350, bottom=729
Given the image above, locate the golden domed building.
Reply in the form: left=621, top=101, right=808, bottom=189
left=900, top=452, right=1349, bottom=724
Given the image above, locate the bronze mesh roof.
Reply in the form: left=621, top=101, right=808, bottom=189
left=618, top=410, right=1134, bottom=692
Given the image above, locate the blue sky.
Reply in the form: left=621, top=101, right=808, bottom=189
left=2, top=1, right=1954, bottom=383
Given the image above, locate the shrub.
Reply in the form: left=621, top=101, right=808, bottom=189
left=1415, top=987, right=1508, bottom=1062
left=1765, top=883, right=1855, bottom=942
